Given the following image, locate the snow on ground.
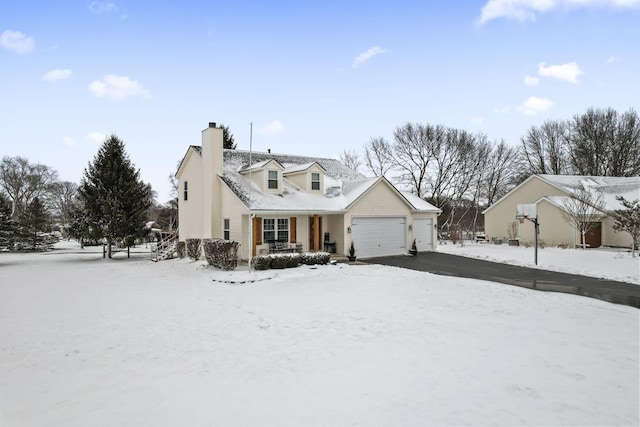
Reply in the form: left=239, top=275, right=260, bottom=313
left=438, top=240, right=640, bottom=285
left=1, top=241, right=638, bottom=427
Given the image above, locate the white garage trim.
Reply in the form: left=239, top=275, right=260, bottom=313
left=413, top=218, right=434, bottom=251
left=351, top=217, right=406, bottom=258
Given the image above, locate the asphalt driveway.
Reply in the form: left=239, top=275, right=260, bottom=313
left=369, top=252, right=640, bottom=308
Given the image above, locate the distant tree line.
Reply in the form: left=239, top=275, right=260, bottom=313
left=339, top=107, right=640, bottom=233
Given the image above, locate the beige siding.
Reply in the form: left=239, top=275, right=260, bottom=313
left=220, top=181, right=250, bottom=259
left=485, top=177, right=567, bottom=241
left=284, top=164, right=325, bottom=193
left=344, top=181, right=413, bottom=255
left=325, top=214, right=344, bottom=254
left=530, top=200, right=575, bottom=246
left=201, top=126, right=224, bottom=239
left=177, top=149, right=203, bottom=241
left=602, top=216, right=633, bottom=248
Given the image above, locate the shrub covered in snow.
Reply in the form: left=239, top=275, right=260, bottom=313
left=202, top=239, right=240, bottom=270
left=301, top=251, right=330, bottom=265
left=177, top=241, right=186, bottom=258
left=186, top=238, right=201, bottom=260
left=270, top=254, right=289, bottom=269
left=252, top=255, right=271, bottom=270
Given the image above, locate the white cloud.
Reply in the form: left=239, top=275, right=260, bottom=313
left=0, top=30, right=35, bottom=54
left=88, top=74, right=150, bottom=100
left=477, top=0, right=640, bottom=25
left=42, top=68, right=72, bottom=82
left=261, top=120, right=285, bottom=135
left=88, top=1, right=118, bottom=14
left=470, top=116, right=485, bottom=125
left=606, top=55, right=619, bottom=63
left=87, top=132, right=106, bottom=144
left=538, top=62, right=583, bottom=83
left=352, top=46, right=387, bottom=68
left=62, top=136, right=76, bottom=147
left=524, top=75, right=540, bottom=86
left=517, top=96, right=554, bottom=115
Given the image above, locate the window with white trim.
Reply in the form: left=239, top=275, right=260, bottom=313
left=224, top=218, right=230, bottom=240
left=183, top=181, right=188, bottom=201
left=268, top=170, right=278, bottom=189
left=263, top=218, right=289, bottom=242
left=311, top=172, right=320, bottom=190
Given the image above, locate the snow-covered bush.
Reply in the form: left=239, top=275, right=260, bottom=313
left=252, top=255, right=271, bottom=270
left=186, top=238, right=201, bottom=260
left=270, top=254, right=289, bottom=269
left=286, top=253, right=301, bottom=268
left=301, top=252, right=330, bottom=265
left=177, top=241, right=186, bottom=258
left=203, top=239, right=239, bottom=270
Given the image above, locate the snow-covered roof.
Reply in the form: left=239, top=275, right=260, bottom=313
left=215, top=149, right=437, bottom=213
left=283, top=162, right=326, bottom=175
left=239, top=159, right=283, bottom=173
left=538, top=175, right=640, bottom=211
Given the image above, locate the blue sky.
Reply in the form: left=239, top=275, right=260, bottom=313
left=1, top=0, right=639, bottom=202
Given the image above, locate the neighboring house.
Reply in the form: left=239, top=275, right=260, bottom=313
left=176, top=123, right=441, bottom=260
left=483, top=174, right=639, bottom=248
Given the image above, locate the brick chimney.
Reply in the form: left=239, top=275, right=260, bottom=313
left=202, top=122, right=224, bottom=238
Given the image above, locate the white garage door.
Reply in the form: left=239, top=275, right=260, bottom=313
left=351, top=217, right=406, bottom=258
left=413, top=218, right=433, bottom=252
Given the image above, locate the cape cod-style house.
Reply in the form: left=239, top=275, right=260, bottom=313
left=176, top=122, right=441, bottom=260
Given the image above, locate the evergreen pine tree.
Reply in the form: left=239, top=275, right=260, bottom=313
left=78, top=135, right=151, bottom=258
left=220, top=123, right=237, bottom=149
left=18, top=197, right=54, bottom=251
left=0, top=195, right=16, bottom=251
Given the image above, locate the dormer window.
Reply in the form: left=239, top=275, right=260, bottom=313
left=268, top=170, right=278, bottom=189
left=311, top=173, right=320, bottom=191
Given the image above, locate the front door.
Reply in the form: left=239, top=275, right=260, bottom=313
left=582, top=222, right=602, bottom=248
left=309, top=215, right=322, bottom=251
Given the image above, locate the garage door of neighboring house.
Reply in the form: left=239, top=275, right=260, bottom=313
left=351, top=217, right=406, bottom=258
left=582, top=222, right=602, bottom=248
left=413, top=218, right=433, bottom=251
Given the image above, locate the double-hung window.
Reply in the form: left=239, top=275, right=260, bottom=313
left=263, top=218, right=289, bottom=242
left=311, top=172, right=320, bottom=191
left=277, top=218, right=289, bottom=241
left=268, top=170, right=278, bottom=189
left=223, top=218, right=230, bottom=240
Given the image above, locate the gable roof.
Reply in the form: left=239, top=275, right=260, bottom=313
left=177, top=145, right=440, bottom=213
left=283, top=161, right=327, bottom=175
left=483, top=174, right=640, bottom=214
left=239, top=158, right=285, bottom=173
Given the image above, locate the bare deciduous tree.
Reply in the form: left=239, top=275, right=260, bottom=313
left=339, top=148, right=362, bottom=172
left=364, top=137, right=393, bottom=177
left=519, top=120, right=571, bottom=176
left=567, top=107, right=640, bottom=177
left=483, top=140, right=518, bottom=206
left=49, top=181, right=78, bottom=234
left=561, top=186, right=606, bottom=249
left=0, top=156, right=58, bottom=218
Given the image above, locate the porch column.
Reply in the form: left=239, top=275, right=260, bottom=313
left=313, top=214, right=320, bottom=251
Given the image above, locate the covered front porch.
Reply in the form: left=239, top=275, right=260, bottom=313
left=249, top=212, right=346, bottom=257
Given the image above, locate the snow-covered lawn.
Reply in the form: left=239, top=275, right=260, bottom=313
left=1, top=242, right=638, bottom=426
left=439, top=241, right=640, bottom=285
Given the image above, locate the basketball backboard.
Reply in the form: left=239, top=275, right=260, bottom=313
left=516, top=203, right=537, bottom=221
